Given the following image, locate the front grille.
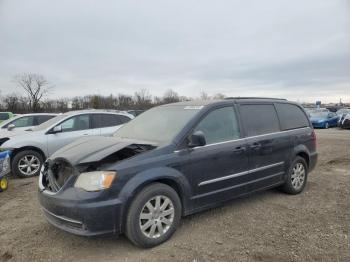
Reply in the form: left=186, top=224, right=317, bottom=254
left=42, top=159, right=76, bottom=193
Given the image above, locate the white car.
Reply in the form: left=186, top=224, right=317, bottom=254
left=0, top=110, right=134, bottom=178
left=0, top=113, right=57, bottom=132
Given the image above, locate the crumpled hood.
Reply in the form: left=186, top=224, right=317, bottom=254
left=50, top=136, right=156, bottom=165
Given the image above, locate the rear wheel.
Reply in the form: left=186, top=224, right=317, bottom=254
left=125, top=183, right=182, bottom=248
left=325, top=122, right=329, bottom=129
left=280, top=157, right=308, bottom=194
left=0, top=176, right=8, bottom=192
left=11, top=150, right=43, bottom=178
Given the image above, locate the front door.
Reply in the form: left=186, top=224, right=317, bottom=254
left=185, top=106, right=249, bottom=208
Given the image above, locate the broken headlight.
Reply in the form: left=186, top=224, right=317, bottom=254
left=74, top=171, right=116, bottom=192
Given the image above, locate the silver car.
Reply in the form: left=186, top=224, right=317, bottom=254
left=0, top=110, right=134, bottom=178
left=0, top=113, right=57, bottom=132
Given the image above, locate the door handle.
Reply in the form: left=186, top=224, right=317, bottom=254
left=250, top=142, right=262, bottom=150
left=232, top=146, right=246, bottom=154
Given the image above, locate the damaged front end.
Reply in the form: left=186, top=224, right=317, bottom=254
left=40, top=142, right=156, bottom=193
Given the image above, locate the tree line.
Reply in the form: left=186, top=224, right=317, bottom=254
left=0, top=73, right=226, bottom=113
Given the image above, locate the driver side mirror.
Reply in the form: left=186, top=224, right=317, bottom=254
left=52, top=125, right=62, bottom=134
left=188, top=131, right=206, bottom=148
left=7, top=124, right=15, bottom=131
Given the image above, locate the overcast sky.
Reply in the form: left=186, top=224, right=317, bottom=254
left=0, top=0, right=349, bottom=102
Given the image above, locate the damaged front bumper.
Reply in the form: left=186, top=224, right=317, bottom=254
left=38, top=171, right=124, bottom=236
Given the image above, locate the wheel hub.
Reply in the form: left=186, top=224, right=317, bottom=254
left=139, top=195, right=175, bottom=239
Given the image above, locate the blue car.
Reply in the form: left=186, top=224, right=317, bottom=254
left=309, top=111, right=339, bottom=128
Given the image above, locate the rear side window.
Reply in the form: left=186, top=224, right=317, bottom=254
left=35, top=115, right=56, bottom=125
left=275, top=103, right=310, bottom=130
left=92, top=114, right=131, bottom=128
left=240, top=104, right=280, bottom=136
left=193, top=107, right=240, bottom=144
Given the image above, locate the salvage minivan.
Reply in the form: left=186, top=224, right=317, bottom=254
left=38, top=98, right=317, bottom=248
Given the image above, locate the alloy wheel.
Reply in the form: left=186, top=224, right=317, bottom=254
left=18, top=155, right=41, bottom=176
left=291, top=163, right=306, bottom=190
left=139, top=195, right=175, bottom=239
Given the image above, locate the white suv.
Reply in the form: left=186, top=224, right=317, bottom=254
left=0, top=110, right=134, bottom=178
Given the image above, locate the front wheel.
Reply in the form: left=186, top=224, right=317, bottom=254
left=280, top=157, right=308, bottom=195
left=11, top=150, right=43, bottom=178
left=125, top=183, right=182, bottom=248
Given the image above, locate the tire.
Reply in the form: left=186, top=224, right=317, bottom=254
left=0, top=176, right=8, bottom=192
left=125, top=183, right=182, bottom=248
left=280, top=157, right=308, bottom=195
left=325, top=122, right=329, bottom=129
left=11, top=150, right=44, bottom=178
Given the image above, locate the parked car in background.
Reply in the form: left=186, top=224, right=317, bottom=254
left=304, top=108, right=329, bottom=116
left=309, top=111, right=339, bottom=128
left=336, top=108, right=350, bottom=117
left=0, top=110, right=134, bottom=178
left=326, top=106, right=343, bottom=113
left=339, top=113, right=350, bottom=129
left=127, top=110, right=145, bottom=117
left=0, top=113, right=57, bottom=132
left=38, top=98, right=317, bottom=248
left=0, top=112, right=14, bottom=123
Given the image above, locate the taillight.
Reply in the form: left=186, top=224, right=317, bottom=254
left=311, top=130, right=317, bottom=149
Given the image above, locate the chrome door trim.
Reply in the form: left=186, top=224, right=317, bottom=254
left=193, top=172, right=285, bottom=200
left=198, top=161, right=285, bottom=187
left=174, top=127, right=310, bottom=153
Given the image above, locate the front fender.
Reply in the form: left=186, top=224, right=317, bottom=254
left=2, top=140, right=47, bottom=157
left=118, top=167, right=193, bottom=220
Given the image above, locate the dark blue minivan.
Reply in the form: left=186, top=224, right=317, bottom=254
left=38, top=98, right=317, bottom=248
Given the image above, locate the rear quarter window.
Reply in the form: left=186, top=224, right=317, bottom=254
left=275, top=103, right=310, bottom=130
left=239, top=104, right=280, bottom=136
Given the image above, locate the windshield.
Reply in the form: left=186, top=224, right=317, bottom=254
left=32, top=114, right=67, bottom=131
left=114, top=105, right=202, bottom=143
left=310, top=112, right=329, bottom=118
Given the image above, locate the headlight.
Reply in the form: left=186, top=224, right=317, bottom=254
left=74, top=171, right=116, bottom=192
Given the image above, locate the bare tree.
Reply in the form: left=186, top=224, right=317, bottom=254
left=212, top=93, right=226, bottom=100
left=163, top=89, right=180, bottom=104
left=199, top=91, right=209, bottom=100
left=134, top=89, right=152, bottom=109
left=14, top=73, right=52, bottom=112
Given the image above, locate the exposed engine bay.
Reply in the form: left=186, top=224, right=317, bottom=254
left=41, top=143, right=155, bottom=192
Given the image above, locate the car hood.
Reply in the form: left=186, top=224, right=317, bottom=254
left=0, top=129, right=34, bottom=138
left=50, top=136, right=157, bottom=165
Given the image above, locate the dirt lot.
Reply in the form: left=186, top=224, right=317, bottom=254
left=0, top=129, right=349, bottom=262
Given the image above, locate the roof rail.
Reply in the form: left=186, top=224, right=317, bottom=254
left=225, top=97, right=287, bottom=101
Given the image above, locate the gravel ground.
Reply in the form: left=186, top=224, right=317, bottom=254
left=0, top=129, right=349, bottom=262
